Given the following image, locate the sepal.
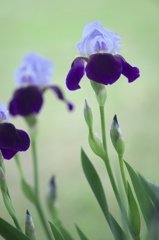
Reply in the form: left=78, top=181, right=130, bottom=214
left=90, top=81, right=107, bottom=106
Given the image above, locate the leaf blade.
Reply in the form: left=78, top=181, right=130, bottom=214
left=0, top=218, right=30, bottom=240
left=49, top=221, right=65, bottom=240
left=81, top=149, right=126, bottom=240
left=125, top=161, right=154, bottom=227
left=60, top=225, right=74, bottom=240
left=75, top=224, right=89, bottom=240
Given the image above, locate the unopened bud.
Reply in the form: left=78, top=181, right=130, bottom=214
left=84, top=100, right=93, bottom=129
left=88, top=131, right=105, bottom=159
left=47, top=176, right=56, bottom=200
left=110, top=115, right=125, bottom=157
left=46, top=176, right=60, bottom=228
left=25, top=210, right=36, bottom=240
left=90, top=81, right=107, bottom=106
left=46, top=176, right=57, bottom=210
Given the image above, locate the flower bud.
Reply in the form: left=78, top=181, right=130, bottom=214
left=47, top=176, right=56, bottom=200
left=25, top=210, right=36, bottom=240
left=46, top=176, right=57, bottom=210
left=88, top=131, right=105, bottom=159
left=46, top=176, right=60, bottom=229
left=110, top=115, right=125, bottom=157
left=84, top=100, right=93, bottom=129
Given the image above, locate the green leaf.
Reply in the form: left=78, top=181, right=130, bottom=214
left=21, top=179, right=36, bottom=203
left=60, top=226, right=74, bottom=240
left=81, top=149, right=109, bottom=220
left=125, top=161, right=154, bottom=227
left=127, top=182, right=140, bottom=238
left=0, top=218, right=30, bottom=240
left=81, top=149, right=126, bottom=240
left=139, top=174, right=159, bottom=203
left=49, top=221, right=65, bottom=240
left=109, top=215, right=127, bottom=240
left=75, top=224, right=89, bottom=240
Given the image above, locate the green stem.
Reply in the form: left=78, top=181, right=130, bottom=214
left=99, top=106, right=107, bottom=151
left=0, top=154, right=22, bottom=232
left=14, top=154, right=25, bottom=180
left=99, top=107, right=127, bottom=215
left=0, top=152, right=3, bottom=167
left=1, top=190, right=22, bottom=232
left=51, top=206, right=61, bottom=231
left=118, top=155, right=128, bottom=195
left=14, top=155, right=52, bottom=240
left=31, top=134, right=52, bottom=240
left=31, top=135, right=39, bottom=197
left=99, top=106, right=121, bottom=207
left=103, top=154, right=123, bottom=210
left=12, top=214, right=23, bottom=232
left=36, top=201, right=52, bottom=240
left=0, top=153, right=23, bottom=233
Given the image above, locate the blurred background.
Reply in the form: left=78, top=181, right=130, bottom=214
left=0, top=0, right=159, bottom=239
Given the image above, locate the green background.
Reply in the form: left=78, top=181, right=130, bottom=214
left=0, top=0, right=159, bottom=239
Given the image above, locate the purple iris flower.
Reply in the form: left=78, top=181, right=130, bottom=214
left=66, top=21, right=140, bottom=90
left=0, top=103, right=30, bottom=160
left=9, top=52, right=73, bottom=117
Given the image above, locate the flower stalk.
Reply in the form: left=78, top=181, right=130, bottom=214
left=14, top=142, right=52, bottom=240
left=0, top=164, right=22, bottom=232
left=14, top=154, right=25, bottom=180
left=31, top=134, right=39, bottom=197
left=99, top=105, right=107, bottom=152
left=119, top=155, right=128, bottom=194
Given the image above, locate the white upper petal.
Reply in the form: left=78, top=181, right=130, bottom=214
left=76, top=21, right=122, bottom=57
left=0, top=103, right=9, bottom=122
left=14, top=52, right=54, bottom=88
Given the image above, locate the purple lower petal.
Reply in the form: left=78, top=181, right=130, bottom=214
left=1, top=149, right=18, bottom=160
left=9, top=86, right=43, bottom=117
left=0, top=123, right=30, bottom=160
left=66, top=58, right=85, bottom=90
left=0, top=123, right=17, bottom=149
left=15, top=129, right=30, bottom=151
left=67, top=102, right=74, bottom=111
left=86, top=53, right=122, bottom=85
left=116, top=55, right=140, bottom=82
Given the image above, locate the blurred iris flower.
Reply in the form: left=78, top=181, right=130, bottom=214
left=9, top=53, right=73, bottom=117
left=66, top=21, right=140, bottom=90
left=0, top=103, right=30, bottom=160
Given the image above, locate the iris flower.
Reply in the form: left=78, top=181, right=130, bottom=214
left=0, top=103, right=30, bottom=160
left=66, top=21, right=140, bottom=90
left=9, top=52, right=73, bottom=117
